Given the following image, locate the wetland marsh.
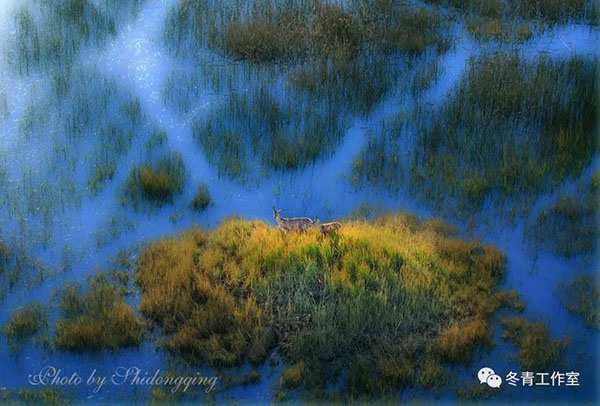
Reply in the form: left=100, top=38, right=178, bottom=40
left=0, top=0, right=597, bottom=404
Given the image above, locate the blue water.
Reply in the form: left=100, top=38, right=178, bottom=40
left=0, top=0, right=598, bottom=404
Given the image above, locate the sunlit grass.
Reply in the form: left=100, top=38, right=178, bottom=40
left=135, top=212, right=521, bottom=398
left=54, top=271, right=143, bottom=352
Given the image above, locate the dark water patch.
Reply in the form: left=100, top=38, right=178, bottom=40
left=192, top=83, right=347, bottom=181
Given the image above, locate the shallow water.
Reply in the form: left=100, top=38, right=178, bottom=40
left=0, top=0, right=598, bottom=403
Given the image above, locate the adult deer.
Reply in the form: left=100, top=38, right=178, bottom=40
left=272, top=206, right=314, bottom=233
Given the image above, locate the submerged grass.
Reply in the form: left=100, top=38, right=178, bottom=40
left=354, top=54, right=597, bottom=217
left=9, top=0, right=145, bottom=75
left=500, top=317, right=568, bottom=370
left=526, top=195, right=596, bottom=257
left=556, top=274, right=599, bottom=330
left=54, top=271, right=143, bottom=352
left=193, top=84, right=346, bottom=180
left=135, top=212, right=520, bottom=398
left=424, top=0, right=597, bottom=40
left=166, top=1, right=450, bottom=179
left=17, top=388, right=72, bottom=406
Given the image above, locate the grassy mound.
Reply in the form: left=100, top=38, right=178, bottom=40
left=54, top=272, right=143, bottom=352
left=135, top=212, right=520, bottom=397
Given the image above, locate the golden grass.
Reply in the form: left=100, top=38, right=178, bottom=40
left=54, top=271, right=143, bottom=352
left=135, top=212, right=519, bottom=397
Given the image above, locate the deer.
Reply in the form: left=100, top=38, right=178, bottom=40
left=312, top=217, right=342, bottom=236
left=272, top=206, right=314, bottom=233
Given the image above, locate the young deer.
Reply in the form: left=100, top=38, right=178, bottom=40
left=272, top=206, right=314, bottom=233
left=312, top=217, right=342, bottom=236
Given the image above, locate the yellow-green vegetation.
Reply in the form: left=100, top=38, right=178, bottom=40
left=526, top=195, right=596, bottom=257
left=135, top=213, right=522, bottom=397
left=556, top=274, right=599, bottom=330
left=420, top=357, right=448, bottom=391
left=54, top=271, right=143, bottom=352
left=191, top=182, right=212, bottom=212
left=500, top=317, right=568, bottom=370
left=17, top=388, right=71, bottom=405
left=123, top=153, right=186, bottom=207
left=2, top=302, right=48, bottom=350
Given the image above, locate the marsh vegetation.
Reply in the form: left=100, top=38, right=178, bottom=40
left=0, top=0, right=596, bottom=403
left=135, top=213, right=522, bottom=398
left=353, top=54, right=597, bottom=217
left=54, top=271, right=143, bottom=352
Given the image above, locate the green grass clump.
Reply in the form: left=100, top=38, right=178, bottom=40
left=3, top=302, right=47, bottom=340
left=191, top=183, right=212, bottom=212
left=3, top=302, right=49, bottom=351
left=135, top=212, right=516, bottom=397
left=123, top=153, right=186, bottom=206
left=556, top=274, right=599, bottom=330
left=500, top=317, right=568, bottom=370
left=54, top=271, right=143, bottom=352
